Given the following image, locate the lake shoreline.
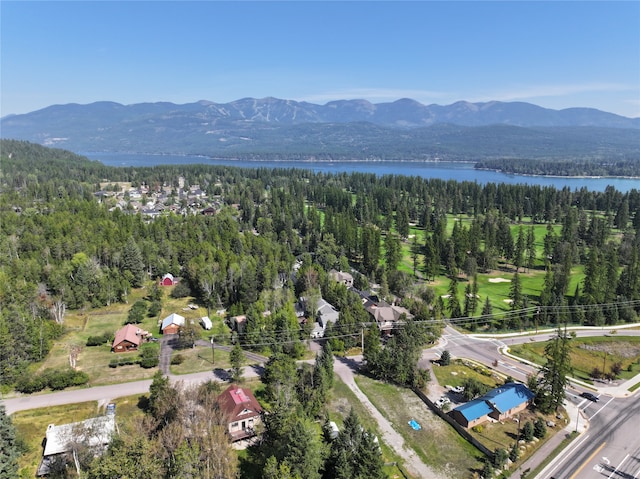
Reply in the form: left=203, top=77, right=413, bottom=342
left=82, top=152, right=640, bottom=193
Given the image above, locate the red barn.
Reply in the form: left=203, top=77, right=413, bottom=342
left=160, top=273, right=177, bottom=286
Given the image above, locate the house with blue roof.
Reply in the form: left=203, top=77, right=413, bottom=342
left=449, top=383, right=535, bottom=428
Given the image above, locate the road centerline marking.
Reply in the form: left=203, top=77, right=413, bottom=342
left=569, top=441, right=607, bottom=479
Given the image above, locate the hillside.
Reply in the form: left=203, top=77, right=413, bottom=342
left=2, top=98, right=639, bottom=175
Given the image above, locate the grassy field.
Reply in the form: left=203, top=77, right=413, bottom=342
left=431, top=359, right=502, bottom=390
left=170, top=346, right=232, bottom=374
left=509, top=336, right=640, bottom=382
left=355, top=375, right=485, bottom=478
left=16, top=283, right=234, bottom=391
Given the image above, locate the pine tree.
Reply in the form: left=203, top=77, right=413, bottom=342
left=229, top=343, right=244, bottom=381
left=509, top=271, right=523, bottom=311
left=123, top=236, right=145, bottom=288
left=447, top=277, right=462, bottom=319
left=0, top=405, right=19, bottom=479
left=539, top=328, right=573, bottom=413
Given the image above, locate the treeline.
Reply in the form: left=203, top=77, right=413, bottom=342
left=1, top=140, right=639, bottom=386
left=476, top=158, right=640, bottom=177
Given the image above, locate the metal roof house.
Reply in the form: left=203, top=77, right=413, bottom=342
left=161, top=313, right=185, bottom=335
left=449, top=383, right=535, bottom=428
left=37, top=415, right=116, bottom=476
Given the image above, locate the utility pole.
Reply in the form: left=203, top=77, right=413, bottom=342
left=210, top=336, right=216, bottom=368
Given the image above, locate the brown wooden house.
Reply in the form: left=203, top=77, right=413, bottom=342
left=112, top=324, right=148, bottom=353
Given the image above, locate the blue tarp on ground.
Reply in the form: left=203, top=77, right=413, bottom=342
left=408, top=419, right=421, bottom=430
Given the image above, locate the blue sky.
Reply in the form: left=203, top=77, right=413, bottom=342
left=2, top=1, right=639, bottom=117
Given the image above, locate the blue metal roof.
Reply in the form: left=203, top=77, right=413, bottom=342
left=453, top=398, right=493, bottom=421
left=452, top=383, right=534, bottom=421
left=483, top=383, right=535, bottom=413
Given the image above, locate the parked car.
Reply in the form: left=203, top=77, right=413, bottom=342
left=581, top=392, right=599, bottom=402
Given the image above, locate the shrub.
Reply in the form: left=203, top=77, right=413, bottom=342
left=86, top=332, right=112, bottom=346
left=170, top=281, right=191, bottom=298
left=139, top=343, right=160, bottom=369
left=509, top=443, right=519, bottom=462
left=492, top=448, right=508, bottom=468
left=534, top=417, right=547, bottom=438
left=48, top=369, right=89, bottom=390
left=148, top=300, right=162, bottom=317
left=15, top=374, right=47, bottom=394
left=126, top=300, right=148, bottom=324
left=171, top=354, right=185, bottom=365
left=472, top=425, right=484, bottom=433
left=413, top=368, right=431, bottom=389
left=109, top=359, right=119, bottom=368
left=118, top=356, right=138, bottom=366
left=140, top=356, right=159, bottom=368
left=521, top=421, right=534, bottom=441
left=16, top=369, right=89, bottom=392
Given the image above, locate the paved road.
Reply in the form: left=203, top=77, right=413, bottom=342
left=536, top=394, right=640, bottom=479
left=429, top=325, right=640, bottom=479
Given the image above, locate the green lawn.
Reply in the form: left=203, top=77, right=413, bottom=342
left=355, top=375, right=485, bottom=478
left=170, top=346, right=232, bottom=374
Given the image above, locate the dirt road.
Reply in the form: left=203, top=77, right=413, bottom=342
left=333, top=356, right=445, bottom=479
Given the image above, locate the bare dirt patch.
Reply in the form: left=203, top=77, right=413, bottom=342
left=578, top=341, right=640, bottom=359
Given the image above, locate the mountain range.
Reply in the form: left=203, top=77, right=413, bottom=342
left=1, top=98, right=639, bottom=161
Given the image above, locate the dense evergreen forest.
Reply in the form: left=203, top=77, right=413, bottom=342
left=2, top=139, right=640, bottom=478
left=1, top=138, right=639, bottom=389
left=475, top=157, right=640, bottom=177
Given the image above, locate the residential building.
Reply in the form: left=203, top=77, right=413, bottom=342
left=449, top=383, right=535, bottom=428
left=161, top=313, right=185, bottom=335
left=112, top=324, right=149, bottom=352
left=217, top=384, right=263, bottom=442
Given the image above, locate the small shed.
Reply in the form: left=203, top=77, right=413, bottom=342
left=200, top=316, right=212, bottom=330
left=161, top=313, right=185, bottom=335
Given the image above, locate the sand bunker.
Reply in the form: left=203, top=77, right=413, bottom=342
left=489, top=277, right=511, bottom=283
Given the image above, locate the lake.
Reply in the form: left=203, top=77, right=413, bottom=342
left=84, top=152, right=639, bottom=193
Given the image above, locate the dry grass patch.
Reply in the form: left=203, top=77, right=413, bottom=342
left=431, top=359, right=501, bottom=390
left=510, top=336, right=640, bottom=381
left=327, top=377, right=410, bottom=478
left=355, top=375, right=485, bottom=478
